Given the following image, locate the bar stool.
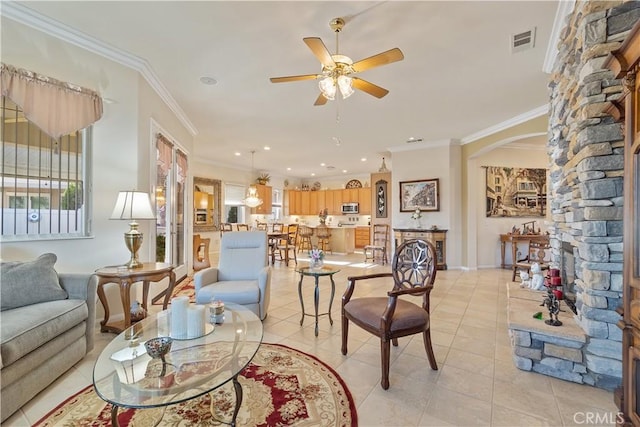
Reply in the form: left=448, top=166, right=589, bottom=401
left=315, top=225, right=332, bottom=253
left=298, top=225, right=314, bottom=252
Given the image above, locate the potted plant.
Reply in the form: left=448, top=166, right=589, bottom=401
left=257, top=173, right=270, bottom=185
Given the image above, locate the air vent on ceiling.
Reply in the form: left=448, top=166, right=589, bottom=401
left=406, top=137, right=423, bottom=144
left=511, top=28, right=536, bottom=53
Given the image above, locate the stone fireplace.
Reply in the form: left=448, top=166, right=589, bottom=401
left=508, top=1, right=640, bottom=391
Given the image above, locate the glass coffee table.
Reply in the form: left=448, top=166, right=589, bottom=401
left=93, top=302, right=263, bottom=426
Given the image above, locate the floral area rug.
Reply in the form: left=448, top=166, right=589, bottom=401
left=34, top=343, right=357, bottom=426
left=154, top=276, right=195, bottom=305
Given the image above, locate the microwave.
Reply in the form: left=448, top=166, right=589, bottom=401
left=341, top=203, right=359, bottom=214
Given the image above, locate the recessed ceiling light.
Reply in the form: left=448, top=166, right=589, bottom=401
left=311, top=173, right=316, bottom=176
left=264, top=146, right=271, bottom=150
left=200, top=76, right=217, bottom=85
left=234, top=152, right=241, bottom=156
left=320, top=163, right=326, bottom=167
left=361, top=158, right=367, bottom=162
left=287, top=167, right=291, bottom=171
left=343, top=169, right=348, bottom=173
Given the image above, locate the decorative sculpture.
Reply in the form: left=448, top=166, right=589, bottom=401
left=519, top=270, right=531, bottom=288
left=540, top=288, right=562, bottom=326
left=529, top=262, right=546, bottom=291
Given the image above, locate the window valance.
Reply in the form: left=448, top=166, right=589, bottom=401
left=0, top=63, right=103, bottom=139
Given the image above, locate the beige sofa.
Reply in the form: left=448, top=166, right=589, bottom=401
left=0, top=254, right=98, bottom=422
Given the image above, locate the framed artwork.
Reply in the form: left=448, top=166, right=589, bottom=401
left=485, top=166, right=547, bottom=217
left=375, top=179, right=388, bottom=218
left=400, top=178, right=439, bottom=212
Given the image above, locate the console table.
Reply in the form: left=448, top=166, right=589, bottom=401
left=393, top=228, right=447, bottom=270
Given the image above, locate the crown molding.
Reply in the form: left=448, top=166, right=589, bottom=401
left=543, top=0, right=576, bottom=74
left=388, top=138, right=460, bottom=153
left=461, top=105, right=548, bottom=145
left=2, top=1, right=198, bottom=136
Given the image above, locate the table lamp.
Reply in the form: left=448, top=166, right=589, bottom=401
left=110, top=191, right=156, bottom=268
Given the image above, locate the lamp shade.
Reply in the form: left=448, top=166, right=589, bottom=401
left=110, top=191, right=155, bottom=220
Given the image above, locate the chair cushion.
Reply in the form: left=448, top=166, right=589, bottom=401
left=0, top=254, right=68, bottom=311
left=196, top=281, right=260, bottom=305
left=344, top=297, right=429, bottom=334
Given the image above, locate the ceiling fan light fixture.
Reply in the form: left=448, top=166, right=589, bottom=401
left=337, top=75, right=354, bottom=99
left=319, top=77, right=336, bottom=100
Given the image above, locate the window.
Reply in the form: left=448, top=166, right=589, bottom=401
left=1, top=96, right=91, bottom=239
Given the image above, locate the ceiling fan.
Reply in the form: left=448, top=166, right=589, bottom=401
left=270, top=17, right=404, bottom=106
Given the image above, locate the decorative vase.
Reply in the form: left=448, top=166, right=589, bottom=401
left=310, top=259, right=323, bottom=269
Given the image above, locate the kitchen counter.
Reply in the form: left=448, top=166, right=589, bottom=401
left=307, top=225, right=356, bottom=254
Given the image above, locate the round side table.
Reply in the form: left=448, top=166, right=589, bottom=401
left=296, top=265, right=340, bottom=336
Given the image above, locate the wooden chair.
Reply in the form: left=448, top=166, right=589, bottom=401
left=237, top=223, right=249, bottom=231
left=298, top=225, right=314, bottom=252
left=193, top=234, right=211, bottom=271
left=256, top=222, right=268, bottom=231
left=364, top=224, right=389, bottom=265
left=512, top=237, right=551, bottom=281
left=220, top=222, right=233, bottom=237
left=315, top=224, right=332, bottom=253
left=342, top=239, right=438, bottom=390
left=277, top=223, right=299, bottom=265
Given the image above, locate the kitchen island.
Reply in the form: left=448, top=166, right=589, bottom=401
left=308, top=225, right=357, bottom=254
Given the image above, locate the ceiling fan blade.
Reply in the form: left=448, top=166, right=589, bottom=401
left=351, top=48, right=404, bottom=73
left=314, top=93, right=328, bottom=106
left=270, top=74, right=319, bottom=83
left=303, top=37, right=335, bottom=67
left=352, top=77, right=389, bottom=98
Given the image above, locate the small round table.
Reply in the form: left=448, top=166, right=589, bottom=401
left=296, top=265, right=340, bottom=336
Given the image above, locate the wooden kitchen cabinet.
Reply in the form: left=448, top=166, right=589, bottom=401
left=358, top=188, right=371, bottom=214
left=300, top=191, right=310, bottom=215
left=287, top=190, right=301, bottom=215
left=332, top=190, right=344, bottom=214
left=343, top=188, right=358, bottom=203
left=393, top=228, right=448, bottom=270
left=251, top=184, right=272, bottom=214
left=355, top=226, right=370, bottom=249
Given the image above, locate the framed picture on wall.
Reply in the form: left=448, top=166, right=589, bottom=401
left=400, top=178, right=440, bottom=212
left=375, top=179, right=388, bottom=218
left=485, top=166, right=547, bottom=217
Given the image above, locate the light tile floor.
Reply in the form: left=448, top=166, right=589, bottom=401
left=3, top=252, right=619, bottom=426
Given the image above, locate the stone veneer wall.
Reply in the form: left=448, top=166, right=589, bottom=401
left=546, top=1, right=640, bottom=389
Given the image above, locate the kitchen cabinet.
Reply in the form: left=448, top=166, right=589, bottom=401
left=355, top=226, right=370, bottom=249
left=358, top=188, right=371, bottom=214
left=325, top=226, right=355, bottom=254
left=316, top=191, right=326, bottom=214
left=287, top=190, right=301, bottom=215
left=331, top=190, right=344, bottom=215
left=394, top=228, right=448, bottom=270
left=300, top=191, right=310, bottom=215
left=309, top=191, right=319, bottom=215
left=252, top=184, right=272, bottom=215
left=343, top=188, right=358, bottom=203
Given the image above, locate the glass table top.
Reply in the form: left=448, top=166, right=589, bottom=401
left=93, top=302, right=263, bottom=409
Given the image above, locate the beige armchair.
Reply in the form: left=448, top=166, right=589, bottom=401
left=194, top=231, right=271, bottom=320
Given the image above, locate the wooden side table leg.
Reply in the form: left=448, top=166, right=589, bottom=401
left=119, top=279, right=133, bottom=330
left=163, top=270, right=176, bottom=309
left=500, top=240, right=506, bottom=269
left=97, top=280, right=110, bottom=332
left=141, top=280, right=150, bottom=312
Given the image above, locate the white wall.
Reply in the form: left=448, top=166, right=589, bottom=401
left=470, top=145, right=549, bottom=268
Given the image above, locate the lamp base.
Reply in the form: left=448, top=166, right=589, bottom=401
left=124, top=222, right=144, bottom=269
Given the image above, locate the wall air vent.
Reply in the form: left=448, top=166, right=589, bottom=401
left=511, top=28, right=536, bottom=53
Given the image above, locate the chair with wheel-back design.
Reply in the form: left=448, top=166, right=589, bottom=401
left=342, top=239, right=438, bottom=389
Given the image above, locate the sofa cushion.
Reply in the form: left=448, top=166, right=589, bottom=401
left=0, top=299, right=88, bottom=366
left=1, top=253, right=68, bottom=311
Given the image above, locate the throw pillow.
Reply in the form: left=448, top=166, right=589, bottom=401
left=0, top=253, right=68, bottom=311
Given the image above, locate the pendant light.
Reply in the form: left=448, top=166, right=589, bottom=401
left=243, top=150, right=263, bottom=208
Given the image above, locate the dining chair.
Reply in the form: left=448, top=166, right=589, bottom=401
left=512, top=237, right=551, bottom=281
left=220, top=222, right=233, bottom=237
left=364, top=224, right=389, bottom=265
left=268, top=223, right=285, bottom=263
left=256, top=222, right=268, bottom=231
left=237, top=223, right=249, bottom=231
left=342, top=239, right=438, bottom=390
left=277, top=223, right=299, bottom=265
